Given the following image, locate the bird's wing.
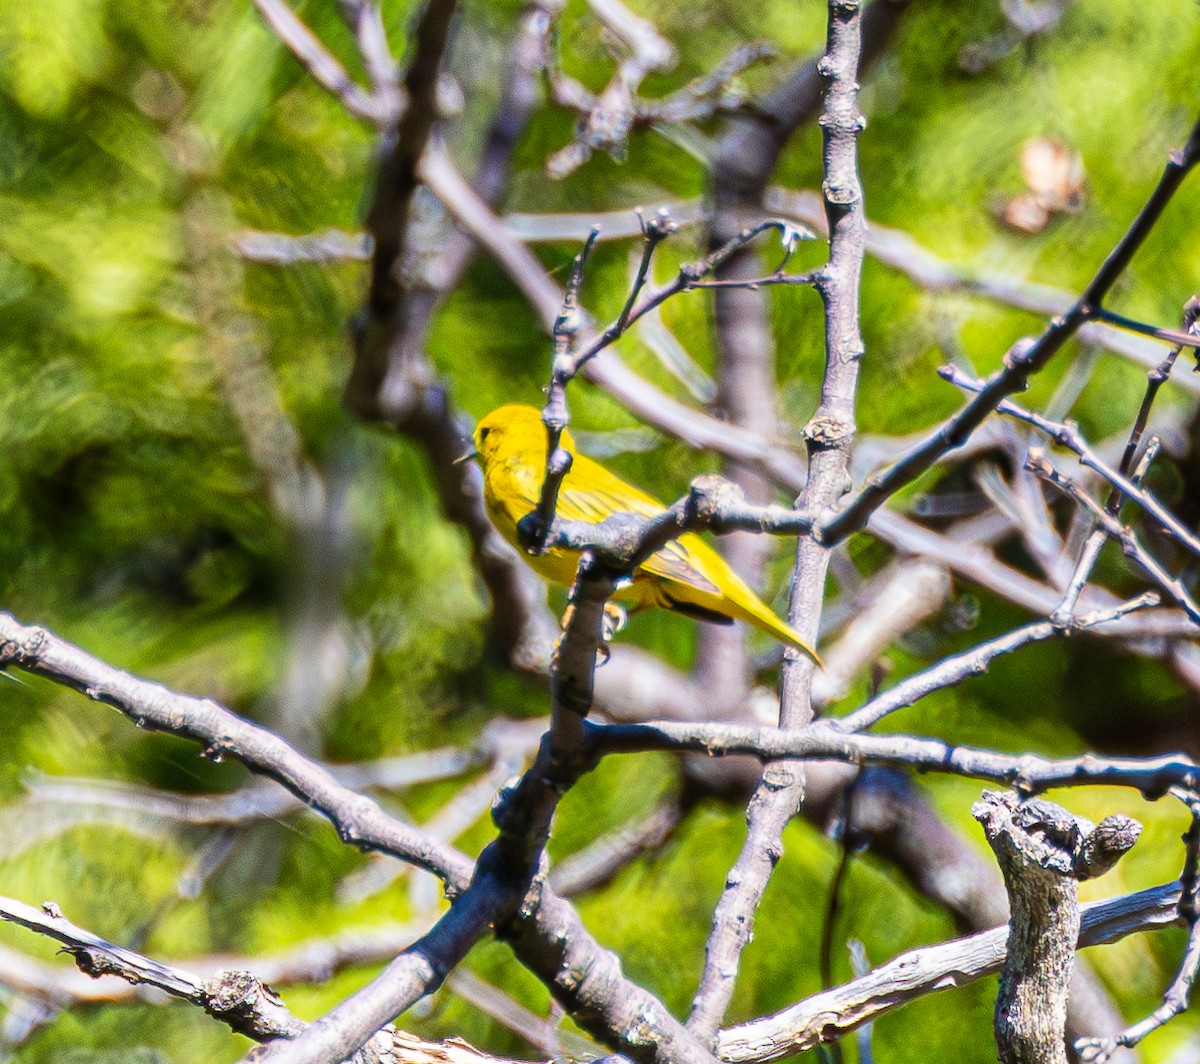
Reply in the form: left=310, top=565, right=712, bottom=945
left=556, top=481, right=723, bottom=596
left=555, top=456, right=665, bottom=520
left=638, top=536, right=723, bottom=596
left=556, top=485, right=659, bottom=521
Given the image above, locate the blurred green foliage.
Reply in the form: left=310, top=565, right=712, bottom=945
left=2, top=0, right=1200, bottom=1060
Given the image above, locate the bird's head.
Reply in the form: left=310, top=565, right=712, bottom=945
left=473, top=404, right=568, bottom=468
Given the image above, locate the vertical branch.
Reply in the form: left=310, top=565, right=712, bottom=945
left=700, top=0, right=914, bottom=697
left=785, top=0, right=868, bottom=669
left=687, top=0, right=869, bottom=1042
left=523, top=233, right=599, bottom=555
left=345, top=0, right=459, bottom=416
left=975, top=792, right=1141, bottom=1064
left=385, top=4, right=561, bottom=668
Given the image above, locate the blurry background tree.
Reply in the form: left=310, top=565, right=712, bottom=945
left=3, top=0, right=1200, bottom=1062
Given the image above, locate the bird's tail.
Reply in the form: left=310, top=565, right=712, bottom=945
left=756, top=608, right=823, bottom=667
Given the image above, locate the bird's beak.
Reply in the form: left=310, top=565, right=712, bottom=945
left=452, top=445, right=478, bottom=466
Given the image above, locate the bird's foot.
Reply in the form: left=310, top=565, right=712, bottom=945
left=602, top=602, right=628, bottom=642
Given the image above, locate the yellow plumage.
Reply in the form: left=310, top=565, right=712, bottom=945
left=474, top=404, right=819, bottom=663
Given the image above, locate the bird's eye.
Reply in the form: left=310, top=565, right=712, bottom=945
left=479, top=427, right=491, bottom=441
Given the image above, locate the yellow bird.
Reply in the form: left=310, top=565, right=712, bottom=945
left=473, top=404, right=819, bottom=663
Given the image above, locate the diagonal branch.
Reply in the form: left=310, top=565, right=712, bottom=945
left=0, top=909, right=540, bottom=1064
left=0, top=611, right=707, bottom=1064
left=1028, top=451, right=1200, bottom=625
left=821, top=113, right=1200, bottom=544
left=0, top=612, right=473, bottom=887
left=943, top=364, right=1200, bottom=556
left=253, top=0, right=387, bottom=123
left=834, top=593, right=1159, bottom=733
left=718, top=880, right=1179, bottom=1064
left=0, top=895, right=305, bottom=1042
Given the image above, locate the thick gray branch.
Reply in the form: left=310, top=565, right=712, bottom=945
left=974, top=793, right=1140, bottom=1064
left=719, top=881, right=1177, bottom=1062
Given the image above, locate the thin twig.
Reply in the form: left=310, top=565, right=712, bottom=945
left=0, top=895, right=305, bottom=1042
left=252, top=0, right=386, bottom=124
left=834, top=593, right=1158, bottom=734
left=1076, top=799, right=1200, bottom=1062
left=335, top=0, right=397, bottom=101
left=524, top=231, right=598, bottom=556
left=1092, top=307, right=1200, bottom=349
left=1028, top=451, right=1200, bottom=625
left=1109, top=298, right=1200, bottom=511
left=868, top=506, right=1198, bottom=641
left=565, top=219, right=809, bottom=380
left=943, top=365, right=1200, bottom=556
left=525, top=219, right=814, bottom=558
left=504, top=194, right=1200, bottom=396
left=447, top=968, right=602, bottom=1059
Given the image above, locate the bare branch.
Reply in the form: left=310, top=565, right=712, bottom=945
left=868, top=506, right=1198, bottom=641
left=232, top=228, right=372, bottom=263
left=447, top=968, right=601, bottom=1060
left=1092, top=306, right=1200, bottom=350
left=240, top=526, right=713, bottom=1064
left=690, top=0, right=871, bottom=1041
left=820, top=114, right=1200, bottom=544
left=339, top=748, right=533, bottom=905
left=590, top=718, right=1200, bottom=798
left=27, top=745, right=484, bottom=828
left=975, top=792, right=1140, bottom=1064
left=244, top=896, right=497, bottom=1064
left=944, top=365, right=1200, bottom=556
left=719, top=881, right=1180, bottom=1062
left=1077, top=799, right=1200, bottom=1062
left=345, top=0, right=460, bottom=415
left=252, top=0, right=387, bottom=124
left=0, top=925, right=547, bottom=1064
left=0, top=895, right=305, bottom=1042
left=549, top=801, right=683, bottom=897
left=1028, top=451, right=1200, bottom=625
left=834, top=593, right=1159, bottom=733
left=505, top=194, right=1200, bottom=396
left=0, top=612, right=473, bottom=888
left=587, top=0, right=675, bottom=71
left=334, top=0, right=397, bottom=101
left=812, top=560, right=951, bottom=708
